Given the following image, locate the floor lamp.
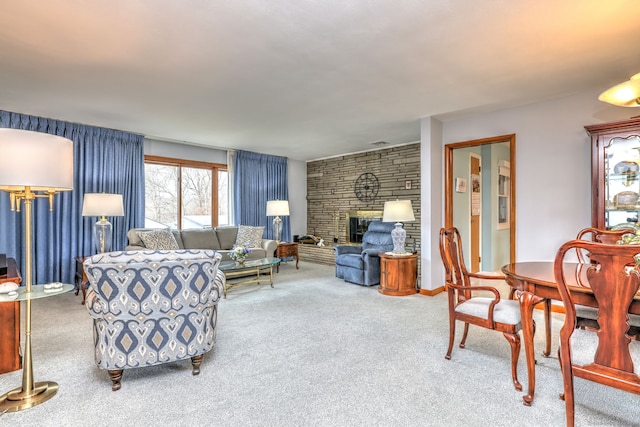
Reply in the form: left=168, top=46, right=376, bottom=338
left=0, top=129, right=74, bottom=412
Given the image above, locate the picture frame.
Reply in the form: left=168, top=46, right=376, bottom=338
left=455, top=177, right=467, bottom=193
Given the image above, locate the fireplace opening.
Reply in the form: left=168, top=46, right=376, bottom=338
left=346, top=210, right=383, bottom=244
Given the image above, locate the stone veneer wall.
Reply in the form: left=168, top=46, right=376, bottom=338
left=305, top=143, right=421, bottom=283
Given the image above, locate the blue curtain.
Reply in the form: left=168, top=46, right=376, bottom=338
left=233, top=150, right=290, bottom=242
left=0, top=110, right=145, bottom=285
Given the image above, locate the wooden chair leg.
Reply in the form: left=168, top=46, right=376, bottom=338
left=503, top=332, right=522, bottom=391
left=558, top=343, right=575, bottom=427
left=191, top=354, right=203, bottom=375
left=445, top=316, right=456, bottom=360
left=459, top=323, right=470, bottom=348
left=108, top=369, right=123, bottom=391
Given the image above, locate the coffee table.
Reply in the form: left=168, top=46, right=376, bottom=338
left=219, top=257, right=281, bottom=298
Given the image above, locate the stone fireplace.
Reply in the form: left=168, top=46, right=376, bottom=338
left=346, top=210, right=383, bottom=244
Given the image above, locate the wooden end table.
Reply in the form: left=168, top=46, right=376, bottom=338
left=75, top=256, right=90, bottom=305
left=275, top=242, right=299, bottom=273
left=0, top=258, right=22, bottom=374
left=378, top=252, right=418, bottom=296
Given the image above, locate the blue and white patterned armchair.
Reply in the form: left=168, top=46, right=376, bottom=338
left=84, top=250, right=225, bottom=391
left=333, top=221, right=395, bottom=286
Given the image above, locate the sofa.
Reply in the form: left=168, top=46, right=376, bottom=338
left=333, top=221, right=395, bottom=286
left=84, top=249, right=225, bottom=390
left=126, top=226, right=278, bottom=261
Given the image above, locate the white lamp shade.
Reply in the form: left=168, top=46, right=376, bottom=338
left=598, top=72, right=640, bottom=107
left=82, top=193, right=124, bottom=217
left=0, top=129, right=74, bottom=190
left=266, top=200, right=290, bottom=216
left=383, top=200, right=415, bottom=222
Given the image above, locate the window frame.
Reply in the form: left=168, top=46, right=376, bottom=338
left=144, top=155, right=227, bottom=229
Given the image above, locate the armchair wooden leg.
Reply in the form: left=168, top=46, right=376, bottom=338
left=445, top=316, right=456, bottom=360
left=459, top=323, right=470, bottom=349
left=108, top=369, right=123, bottom=391
left=191, top=354, right=203, bottom=375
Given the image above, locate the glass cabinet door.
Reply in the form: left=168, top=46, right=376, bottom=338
left=587, top=118, right=640, bottom=230
left=605, top=135, right=640, bottom=229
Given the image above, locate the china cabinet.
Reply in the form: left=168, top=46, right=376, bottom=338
left=587, top=118, right=640, bottom=229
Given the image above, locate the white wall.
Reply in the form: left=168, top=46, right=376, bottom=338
left=430, top=88, right=634, bottom=268
left=421, top=117, right=444, bottom=291
left=145, top=138, right=228, bottom=164
left=287, top=158, right=307, bottom=237
left=143, top=138, right=308, bottom=234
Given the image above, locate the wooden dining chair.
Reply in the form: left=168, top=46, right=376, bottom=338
left=575, top=227, right=634, bottom=263
left=439, top=227, right=522, bottom=391
left=554, top=240, right=640, bottom=427
left=575, top=227, right=640, bottom=337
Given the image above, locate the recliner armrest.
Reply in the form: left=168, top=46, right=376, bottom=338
left=334, top=245, right=362, bottom=256
left=362, top=248, right=384, bottom=258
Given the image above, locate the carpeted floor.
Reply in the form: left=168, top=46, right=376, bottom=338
left=1, top=261, right=639, bottom=426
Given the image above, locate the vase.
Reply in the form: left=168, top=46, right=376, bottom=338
left=235, top=258, right=246, bottom=265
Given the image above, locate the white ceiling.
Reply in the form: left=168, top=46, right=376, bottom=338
left=1, top=1, right=639, bottom=161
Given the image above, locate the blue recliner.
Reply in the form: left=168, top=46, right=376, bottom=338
left=333, top=221, right=395, bottom=286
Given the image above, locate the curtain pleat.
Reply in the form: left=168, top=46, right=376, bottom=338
left=0, top=110, right=144, bottom=284
left=233, top=150, right=290, bottom=242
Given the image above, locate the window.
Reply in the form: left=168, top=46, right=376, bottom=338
left=497, top=160, right=510, bottom=230
left=144, top=156, right=228, bottom=229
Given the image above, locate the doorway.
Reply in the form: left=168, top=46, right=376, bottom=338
left=444, top=134, right=516, bottom=271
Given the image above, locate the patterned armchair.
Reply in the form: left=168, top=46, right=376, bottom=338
left=333, top=221, right=395, bottom=286
left=84, top=250, right=225, bottom=391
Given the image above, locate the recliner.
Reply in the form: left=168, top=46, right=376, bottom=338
left=333, top=221, right=395, bottom=286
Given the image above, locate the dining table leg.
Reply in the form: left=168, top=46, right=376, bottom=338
left=543, top=299, right=551, bottom=357
left=516, top=289, right=544, bottom=406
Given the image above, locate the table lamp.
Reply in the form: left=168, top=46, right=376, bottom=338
left=0, top=128, right=73, bottom=412
left=382, top=199, right=415, bottom=253
left=82, top=193, right=124, bottom=253
left=266, top=200, right=289, bottom=244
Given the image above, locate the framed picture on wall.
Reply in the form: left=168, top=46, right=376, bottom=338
left=455, top=177, right=467, bottom=193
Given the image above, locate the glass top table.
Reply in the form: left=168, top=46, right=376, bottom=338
left=218, top=257, right=280, bottom=298
left=219, top=257, right=280, bottom=272
left=0, top=283, right=74, bottom=303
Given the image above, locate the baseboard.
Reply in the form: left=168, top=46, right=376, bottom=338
left=419, top=286, right=444, bottom=296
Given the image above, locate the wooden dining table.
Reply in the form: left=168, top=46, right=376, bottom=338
left=502, top=261, right=640, bottom=406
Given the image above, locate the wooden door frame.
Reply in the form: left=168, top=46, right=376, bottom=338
left=444, top=134, right=517, bottom=265
left=469, top=152, right=481, bottom=272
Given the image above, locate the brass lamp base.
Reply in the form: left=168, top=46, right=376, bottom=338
left=0, top=381, right=58, bottom=413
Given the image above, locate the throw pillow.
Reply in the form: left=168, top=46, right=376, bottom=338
left=235, top=225, right=264, bottom=248
left=138, top=229, right=180, bottom=250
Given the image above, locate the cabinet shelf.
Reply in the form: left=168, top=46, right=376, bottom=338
left=605, top=207, right=640, bottom=212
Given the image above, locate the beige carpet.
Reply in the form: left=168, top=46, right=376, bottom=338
left=1, top=261, right=639, bottom=426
